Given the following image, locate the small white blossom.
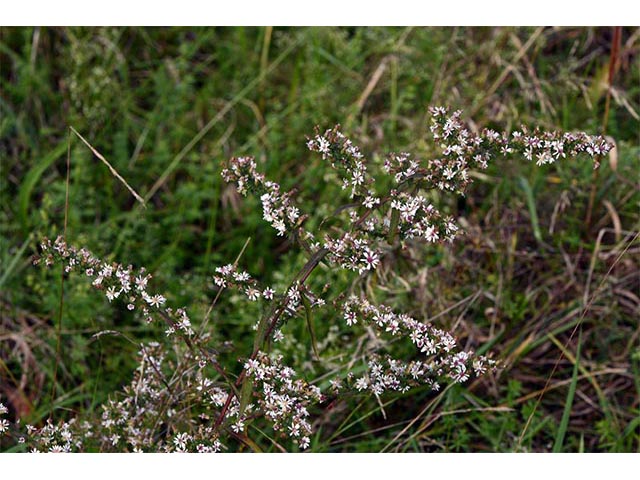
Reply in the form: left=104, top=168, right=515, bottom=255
left=263, top=287, right=275, bottom=300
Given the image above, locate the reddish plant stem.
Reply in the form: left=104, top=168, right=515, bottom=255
left=212, top=246, right=329, bottom=431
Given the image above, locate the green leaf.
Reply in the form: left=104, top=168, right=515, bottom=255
left=553, top=329, right=582, bottom=453
left=518, top=176, right=542, bottom=244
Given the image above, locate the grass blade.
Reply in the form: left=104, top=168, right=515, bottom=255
left=553, top=329, right=582, bottom=453
left=518, top=176, right=542, bottom=244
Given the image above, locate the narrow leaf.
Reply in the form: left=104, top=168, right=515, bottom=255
left=553, top=329, right=582, bottom=452
left=518, top=176, right=542, bottom=244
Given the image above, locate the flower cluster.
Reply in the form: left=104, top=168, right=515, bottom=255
left=22, top=419, right=88, bottom=453
left=98, top=342, right=170, bottom=451
left=348, top=351, right=481, bottom=395
left=221, top=150, right=387, bottom=275
left=92, top=343, right=227, bottom=452
left=222, top=156, right=303, bottom=236
left=244, top=352, right=323, bottom=450
left=35, top=236, right=194, bottom=337
left=428, top=106, right=612, bottom=193
left=306, top=125, right=372, bottom=198
left=340, top=296, right=495, bottom=393
left=323, top=232, right=381, bottom=274
left=205, top=384, right=253, bottom=442
left=352, top=356, right=441, bottom=394
left=169, top=430, right=223, bottom=453
left=383, top=152, right=421, bottom=184
left=1, top=397, right=92, bottom=452
left=213, top=263, right=275, bottom=303
left=389, top=191, right=459, bottom=243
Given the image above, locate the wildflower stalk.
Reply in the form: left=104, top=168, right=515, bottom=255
left=216, top=246, right=330, bottom=430
left=26, top=106, right=611, bottom=452
left=214, top=106, right=611, bottom=443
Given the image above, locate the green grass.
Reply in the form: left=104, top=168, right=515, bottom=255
left=552, top=329, right=582, bottom=452
left=1, top=26, right=639, bottom=452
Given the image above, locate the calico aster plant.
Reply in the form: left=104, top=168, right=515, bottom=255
left=2, top=107, right=611, bottom=452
